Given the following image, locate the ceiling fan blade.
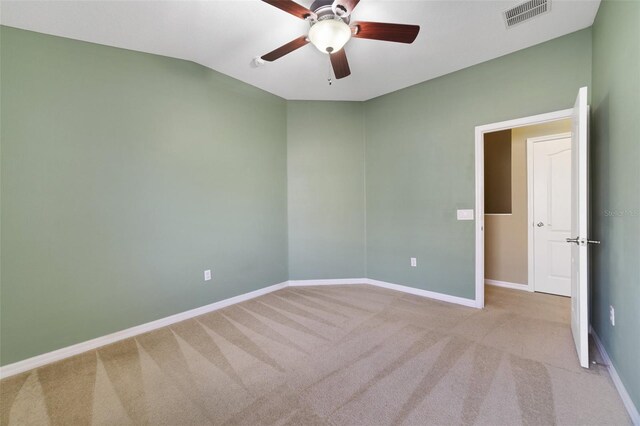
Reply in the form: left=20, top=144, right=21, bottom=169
left=351, top=21, right=420, bottom=44
left=261, top=36, right=309, bottom=62
left=261, top=0, right=317, bottom=20
left=331, top=0, right=360, bottom=17
left=330, top=49, right=351, bottom=79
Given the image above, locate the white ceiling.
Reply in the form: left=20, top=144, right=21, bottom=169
left=1, top=0, right=600, bottom=101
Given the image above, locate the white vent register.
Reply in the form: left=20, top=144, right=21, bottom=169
left=504, top=0, right=550, bottom=28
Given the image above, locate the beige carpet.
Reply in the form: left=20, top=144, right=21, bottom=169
left=0, top=284, right=631, bottom=425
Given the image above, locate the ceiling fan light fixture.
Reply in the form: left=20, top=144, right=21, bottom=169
left=308, top=19, right=352, bottom=54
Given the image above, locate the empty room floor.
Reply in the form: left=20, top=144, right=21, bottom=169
left=0, top=285, right=631, bottom=425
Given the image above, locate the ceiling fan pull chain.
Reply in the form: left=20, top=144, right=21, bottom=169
left=328, top=60, right=333, bottom=86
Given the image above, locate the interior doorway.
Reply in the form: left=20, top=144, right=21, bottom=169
left=475, top=87, right=592, bottom=368
left=481, top=120, right=572, bottom=296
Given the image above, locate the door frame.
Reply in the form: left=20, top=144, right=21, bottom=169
left=474, top=108, right=573, bottom=308
left=526, top=132, right=573, bottom=294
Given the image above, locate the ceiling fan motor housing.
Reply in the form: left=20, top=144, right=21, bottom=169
left=309, top=1, right=350, bottom=23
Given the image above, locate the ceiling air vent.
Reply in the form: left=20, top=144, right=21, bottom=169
left=504, top=0, right=550, bottom=28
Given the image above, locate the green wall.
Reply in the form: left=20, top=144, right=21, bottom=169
left=287, top=101, right=365, bottom=279
left=591, top=0, right=640, bottom=410
left=364, top=29, right=592, bottom=298
left=3, top=20, right=630, bottom=398
left=0, top=27, right=288, bottom=365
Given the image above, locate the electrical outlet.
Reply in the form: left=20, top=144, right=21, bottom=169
left=410, top=257, right=417, bottom=267
left=609, top=305, right=615, bottom=326
left=204, top=270, right=212, bottom=281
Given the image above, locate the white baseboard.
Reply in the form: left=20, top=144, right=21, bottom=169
left=1, top=277, right=478, bottom=379
left=288, top=278, right=367, bottom=286
left=0, top=281, right=288, bottom=380
left=591, top=327, right=640, bottom=425
left=289, top=278, right=477, bottom=308
left=366, top=279, right=479, bottom=308
left=485, top=279, right=531, bottom=291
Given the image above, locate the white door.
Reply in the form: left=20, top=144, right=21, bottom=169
left=532, top=136, right=572, bottom=297
left=569, top=86, right=591, bottom=368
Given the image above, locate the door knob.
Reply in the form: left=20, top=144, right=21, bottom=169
left=536, top=222, right=544, bottom=227
left=566, top=237, right=601, bottom=245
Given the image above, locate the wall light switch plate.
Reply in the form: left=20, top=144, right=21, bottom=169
left=457, top=209, right=474, bottom=221
left=410, top=257, right=417, bottom=267
left=204, top=270, right=212, bottom=281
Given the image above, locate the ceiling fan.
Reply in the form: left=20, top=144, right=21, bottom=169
left=259, top=0, right=420, bottom=79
